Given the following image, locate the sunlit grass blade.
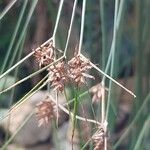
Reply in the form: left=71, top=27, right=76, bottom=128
left=133, top=116, right=150, bottom=150
left=0, top=51, right=34, bottom=80
left=72, top=87, right=79, bottom=148
left=0, top=0, right=28, bottom=74
left=0, top=0, right=38, bottom=80
left=0, top=54, right=64, bottom=94
left=3, top=0, right=38, bottom=72
left=4, top=34, right=26, bottom=143
left=81, top=54, right=136, bottom=98
left=106, top=0, right=124, bottom=120
left=101, top=0, right=125, bottom=83
left=78, top=0, right=86, bottom=54
left=11, top=77, right=48, bottom=111
left=0, top=75, right=48, bottom=121
left=52, top=0, right=64, bottom=40
left=63, top=0, right=78, bottom=56
left=81, top=139, right=91, bottom=150
left=0, top=0, right=17, bottom=20
left=49, top=95, right=101, bottom=125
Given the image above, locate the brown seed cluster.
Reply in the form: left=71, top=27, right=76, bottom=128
left=90, top=84, right=106, bottom=103
left=33, top=42, right=95, bottom=91
left=68, top=55, right=94, bottom=85
left=92, top=127, right=105, bottom=150
left=36, top=97, right=58, bottom=127
left=47, top=54, right=94, bottom=92
left=33, top=40, right=55, bottom=67
left=48, top=61, right=68, bottom=92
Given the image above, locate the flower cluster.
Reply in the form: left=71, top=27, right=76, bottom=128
left=36, top=97, right=58, bottom=127
left=48, top=61, right=68, bottom=92
left=47, top=54, right=94, bottom=92
left=33, top=41, right=95, bottom=91
left=33, top=40, right=55, bottom=67
left=92, top=127, right=105, bottom=150
left=68, top=55, right=94, bottom=85
left=34, top=43, right=95, bottom=105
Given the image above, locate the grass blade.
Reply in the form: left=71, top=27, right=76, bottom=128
left=113, top=92, right=150, bottom=149
left=0, top=0, right=17, bottom=20
left=133, top=116, right=150, bottom=150
left=0, top=0, right=28, bottom=74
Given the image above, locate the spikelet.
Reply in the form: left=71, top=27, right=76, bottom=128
left=92, top=127, right=105, bottom=150
left=33, top=40, right=55, bottom=67
left=90, top=84, right=107, bottom=103
left=68, top=54, right=94, bottom=85
left=36, top=97, right=58, bottom=127
left=48, top=61, right=68, bottom=92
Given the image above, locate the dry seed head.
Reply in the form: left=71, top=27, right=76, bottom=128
left=33, top=40, right=55, bottom=67
left=90, top=84, right=106, bottom=103
left=68, top=55, right=94, bottom=85
left=48, top=61, right=68, bottom=92
left=36, top=97, right=58, bottom=127
left=92, top=127, right=105, bottom=150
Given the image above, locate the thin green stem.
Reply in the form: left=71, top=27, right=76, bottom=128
left=0, top=76, right=48, bottom=121
left=106, top=0, right=119, bottom=120
left=100, top=0, right=107, bottom=69
left=102, top=0, right=125, bottom=83
left=78, top=0, right=86, bottom=54
left=0, top=0, right=28, bottom=74
left=49, top=95, right=101, bottom=125
left=9, top=0, right=38, bottom=73
left=81, top=54, right=136, bottom=97
left=133, top=116, right=150, bottom=150
left=72, top=86, right=79, bottom=149
left=81, top=139, right=91, bottom=150
left=116, top=0, right=125, bottom=29
left=0, top=38, right=56, bottom=81
left=63, top=0, right=78, bottom=57
left=6, top=0, right=38, bottom=69
left=0, top=56, right=64, bottom=93
left=64, top=87, right=71, bottom=117
left=0, top=51, right=34, bottom=80
left=0, top=0, right=38, bottom=80
left=64, top=90, right=88, bottom=106
left=0, top=0, right=17, bottom=20
left=11, top=77, right=48, bottom=111
left=52, top=0, right=64, bottom=41
left=113, top=92, right=150, bottom=149
left=101, top=81, right=105, bottom=123
left=5, top=34, right=26, bottom=143
left=52, top=121, right=60, bottom=150
left=85, top=85, right=97, bottom=123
